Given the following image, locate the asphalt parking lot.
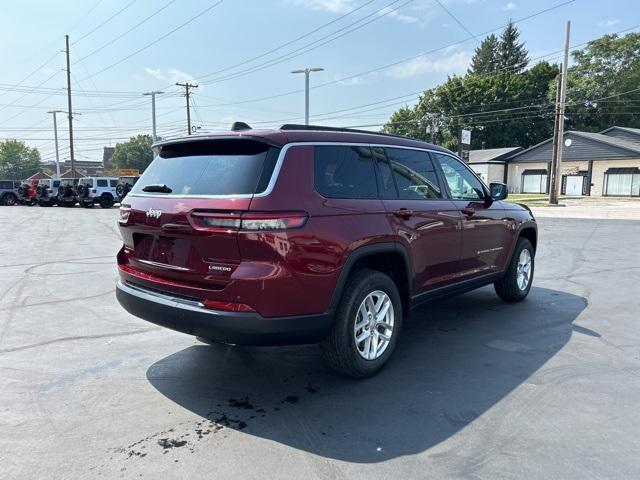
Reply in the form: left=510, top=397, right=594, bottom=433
left=1, top=202, right=640, bottom=480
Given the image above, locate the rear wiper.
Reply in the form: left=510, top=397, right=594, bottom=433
left=142, top=183, right=172, bottom=193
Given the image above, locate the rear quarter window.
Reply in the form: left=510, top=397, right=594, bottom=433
left=130, top=139, right=280, bottom=196
left=314, top=145, right=377, bottom=199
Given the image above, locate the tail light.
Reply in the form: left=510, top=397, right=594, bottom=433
left=202, top=299, right=255, bottom=312
left=189, top=211, right=307, bottom=233
left=118, top=205, right=131, bottom=225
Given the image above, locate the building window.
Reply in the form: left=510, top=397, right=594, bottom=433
left=604, top=168, right=640, bottom=196
left=521, top=169, right=548, bottom=194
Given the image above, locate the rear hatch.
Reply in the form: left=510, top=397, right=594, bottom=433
left=118, top=138, right=280, bottom=291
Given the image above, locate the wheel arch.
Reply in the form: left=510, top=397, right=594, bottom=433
left=329, top=242, right=412, bottom=317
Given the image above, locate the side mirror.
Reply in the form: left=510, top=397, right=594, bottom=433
left=489, top=182, right=508, bottom=201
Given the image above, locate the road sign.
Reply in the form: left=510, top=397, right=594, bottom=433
left=119, top=169, right=139, bottom=176
left=461, top=129, right=471, bottom=145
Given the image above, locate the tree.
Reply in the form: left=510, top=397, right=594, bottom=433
left=563, top=32, right=640, bottom=132
left=468, top=34, right=499, bottom=75
left=498, top=21, right=529, bottom=74
left=0, top=140, right=41, bottom=179
left=111, top=135, right=154, bottom=172
left=383, top=61, right=558, bottom=151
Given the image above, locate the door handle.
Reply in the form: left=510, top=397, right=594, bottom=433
left=393, top=208, right=414, bottom=219
left=460, top=207, right=475, bottom=216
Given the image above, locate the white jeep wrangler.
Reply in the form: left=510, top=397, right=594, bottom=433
left=36, top=179, right=61, bottom=206
left=76, top=177, right=118, bottom=209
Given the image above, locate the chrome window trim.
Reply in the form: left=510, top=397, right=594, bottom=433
left=128, top=141, right=459, bottom=200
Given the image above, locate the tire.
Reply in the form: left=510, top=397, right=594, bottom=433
left=2, top=193, right=17, bottom=206
left=322, top=269, right=402, bottom=378
left=99, top=195, right=114, bottom=209
left=27, top=198, right=37, bottom=206
left=494, top=238, right=534, bottom=302
left=82, top=201, right=94, bottom=208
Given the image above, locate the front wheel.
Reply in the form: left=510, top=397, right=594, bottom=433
left=322, top=269, right=402, bottom=378
left=2, top=194, right=17, bottom=206
left=494, top=238, right=534, bottom=302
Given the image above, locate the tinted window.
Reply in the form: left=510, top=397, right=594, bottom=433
left=432, top=153, right=485, bottom=200
left=110, top=179, right=118, bottom=187
left=314, top=145, right=377, bottom=199
left=53, top=181, right=60, bottom=188
left=372, top=147, right=397, bottom=199
left=384, top=148, right=442, bottom=199
left=97, top=179, right=108, bottom=187
left=130, top=140, right=280, bottom=196
left=0, top=181, right=12, bottom=189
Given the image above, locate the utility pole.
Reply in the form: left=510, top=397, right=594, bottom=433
left=291, top=67, right=324, bottom=125
left=549, top=67, right=563, bottom=204
left=143, top=91, right=164, bottom=140
left=176, top=82, right=198, bottom=134
left=64, top=35, right=76, bottom=176
left=47, top=110, right=65, bottom=178
left=549, top=21, right=571, bottom=205
left=425, top=113, right=440, bottom=144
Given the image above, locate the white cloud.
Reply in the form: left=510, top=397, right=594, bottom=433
left=144, top=67, right=198, bottom=85
left=289, top=0, right=354, bottom=13
left=333, top=74, right=364, bottom=86
left=387, top=51, right=472, bottom=79
left=598, top=19, right=621, bottom=27
left=378, top=6, right=419, bottom=24
left=503, top=2, right=516, bottom=10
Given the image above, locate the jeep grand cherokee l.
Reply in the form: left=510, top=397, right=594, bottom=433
left=116, top=124, right=537, bottom=378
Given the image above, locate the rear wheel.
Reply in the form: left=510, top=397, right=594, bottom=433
left=99, top=195, right=114, bottom=209
left=494, top=238, right=534, bottom=302
left=322, top=269, right=402, bottom=378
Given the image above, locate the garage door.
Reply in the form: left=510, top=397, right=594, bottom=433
left=522, top=169, right=548, bottom=194
left=604, top=168, right=640, bottom=197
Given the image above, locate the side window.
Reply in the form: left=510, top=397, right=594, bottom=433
left=314, top=145, right=377, bottom=199
left=372, top=147, right=397, bottom=199
left=432, top=153, right=485, bottom=201
left=0, top=181, right=11, bottom=189
left=110, top=179, right=118, bottom=187
left=384, top=148, right=442, bottom=199
left=97, top=179, right=108, bottom=187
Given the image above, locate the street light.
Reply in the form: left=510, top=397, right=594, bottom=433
left=142, top=91, right=164, bottom=140
left=291, top=67, right=324, bottom=125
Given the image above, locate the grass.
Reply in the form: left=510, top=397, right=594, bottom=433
left=506, top=193, right=583, bottom=206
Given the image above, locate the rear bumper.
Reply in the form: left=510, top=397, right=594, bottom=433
left=116, top=281, right=333, bottom=346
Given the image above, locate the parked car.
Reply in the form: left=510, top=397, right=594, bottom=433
left=0, top=180, right=20, bottom=206
left=56, top=179, right=79, bottom=207
left=115, top=124, right=537, bottom=378
left=17, top=179, right=39, bottom=206
left=36, top=179, right=61, bottom=207
left=116, top=176, right=139, bottom=202
left=76, top=177, right=118, bottom=208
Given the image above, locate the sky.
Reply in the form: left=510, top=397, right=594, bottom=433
left=0, top=0, right=638, bottom=165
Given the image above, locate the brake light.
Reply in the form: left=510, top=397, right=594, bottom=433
left=190, top=212, right=242, bottom=232
left=241, top=213, right=307, bottom=230
left=202, top=299, right=255, bottom=312
left=189, top=211, right=308, bottom=232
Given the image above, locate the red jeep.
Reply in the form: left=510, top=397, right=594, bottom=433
left=17, top=179, right=39, bottom=206
left=116, top=125, right=537, bottom=377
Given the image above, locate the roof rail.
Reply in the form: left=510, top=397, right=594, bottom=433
left=279, top=123, right=427, bottom=143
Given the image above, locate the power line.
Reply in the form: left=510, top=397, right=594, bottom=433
left=199, top=0, right=412, bottom=86
left=78, top=0, right=224, bottom=82
left=434, top=0, right=480, bottom=42
left=74, top=0, right=138, bottom=44
left=75, top=0, right=176, bottom=63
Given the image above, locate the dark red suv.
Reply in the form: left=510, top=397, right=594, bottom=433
left=116, top=124, right=536, bottom=377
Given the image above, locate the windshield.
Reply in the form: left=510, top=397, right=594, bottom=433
left=130, top=139, right=280, bottom=197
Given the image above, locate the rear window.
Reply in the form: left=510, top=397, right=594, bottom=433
left=130, top=139, right=280, bottom=196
